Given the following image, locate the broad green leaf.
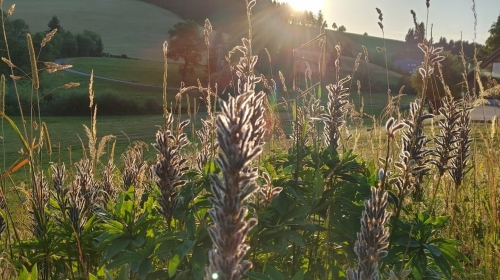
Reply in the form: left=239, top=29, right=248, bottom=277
left=191, top=246, right=207, bottom=280
left=424, top=244, right=442, bottom=257
left=132, top=234, right=146, bottom=247
left=283, top=230, right=305, bottom=247
left=398, top=236, right=421, bottom=248
left=440, top=246, right=469, bottom=273
left=432, top=216, right=450, bottom=227
left=280, top=205, right=310, bottom=222
left=412, top=250, right=427, bottom=279
left=106, top=252, right=143, bottom=270
left=105, top=237, right=132, bottom=259
left=186, top=213, right=196, bottom=239
left=18, top=265, right=29, bottom=280
left=138, top=258, right=152, bottom=280
left=89, top=274, right=98, bottom=280
left=431, top=252, right=452, bottom=279
left=312, top=170, right=324, bottom=200
left=168, top=254, right=180, bottom=277
left=265, top=266, right=285, bottom=280
left=181, top=239, right=195, bottom=256
left=117, top=264, right=130, bottom=280
left=291, top=269, right=305, bottom=280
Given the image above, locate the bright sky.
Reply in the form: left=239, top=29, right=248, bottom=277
left=283, top=0, right=499, bottom=44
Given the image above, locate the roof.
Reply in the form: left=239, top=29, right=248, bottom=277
left=480, top=47, right=500, bottom=68
left=394, top=60, right=422, bottom=72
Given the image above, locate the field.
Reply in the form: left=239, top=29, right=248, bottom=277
left=6, top=0, right=184, bottom=61
left=62, top=57, right=207, bottom=88
left=2, top=0, right=500, bottom=279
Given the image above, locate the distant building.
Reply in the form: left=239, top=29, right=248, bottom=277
left=393, top=60, right=422, bottom=73
left=480, top=47, right=500, bottom=80
left=466, top=47, right=500, bottom=95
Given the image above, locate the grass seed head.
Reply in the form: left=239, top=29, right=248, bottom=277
left=27, top=34, right=39, bottom=89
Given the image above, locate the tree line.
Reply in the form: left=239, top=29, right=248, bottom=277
left=0, top=15, right=103, bottom=76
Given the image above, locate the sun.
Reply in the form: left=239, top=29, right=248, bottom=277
left=286, top=0, right=323, bottom=12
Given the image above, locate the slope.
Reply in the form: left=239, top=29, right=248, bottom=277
left=6, top=0, right=184, bottom=61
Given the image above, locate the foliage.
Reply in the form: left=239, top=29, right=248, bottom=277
left=480, top=13, right=500, bottom=56
left=405, top=22, right=425, bottom=44
left=76, top=30, right=103, bottom=57
left=338, top=25, right=347, bottom=32
left=47, top=15, right=61, bottom=32
left=410, top=51, right=463, bottom=108
left=167, top=20, right=204, bottom=80
left=0, top=18, right=30, bottom=75
left=1, top=1, right=496, bottom=280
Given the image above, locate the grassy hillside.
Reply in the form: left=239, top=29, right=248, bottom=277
left=63, top=57, right=207, bottom=88
left=6, top=0, right=184, bottom=61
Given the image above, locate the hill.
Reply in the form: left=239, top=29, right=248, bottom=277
left=6, top=0, right=184, bottom=61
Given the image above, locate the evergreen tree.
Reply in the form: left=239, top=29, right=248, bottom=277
left=47, top=15, right=61, bottom=32
left=405, top=22, right=425, bottom=44
left=316, top=10, right=324, bottom=28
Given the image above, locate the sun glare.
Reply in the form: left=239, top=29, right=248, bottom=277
left=286, top=0, right=323, bottom=12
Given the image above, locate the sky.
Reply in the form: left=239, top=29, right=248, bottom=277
left=283, top=0, right=499, bottom=44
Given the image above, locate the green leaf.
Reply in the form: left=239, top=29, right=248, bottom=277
left=291, top=269, right=305, bottom=280
left=280, top=205, right=310, bottom=222
left=412, top=250, right=427, bottom=279
left=283, top=230, right=305, bottom=247
left=138, top=258, right=152, bottom=280
left=186, top=213, right=196, bottom=239
left=440, top=246, right=469, bottom=273
left=312, top=170, right=324, bottom=200
left=424, top=244, right=442, bottom=257
left=168, top=254, right=180, bottom=277
left=0, top=113, right=30, bottom=152
left=265, top=266, right=285, bottom=280
left=117, top=264, right=130, bottom=280
left=431, top=251, right=452, bottom=279
left=398, top=236, right=421, bottom=248
left=432, top=216, right=450, bottom=227
left=18, top=265, right=30, bottom=280
left=132, top=234, right=146, bottom=247
left=191, top=247, right=207, bottom=280
left=181, top=239, right=195, bottom=256
left=246, top=271, right=272, bottom=280
left=106, top=252, right=143, bottom=270
left=105, top=237, right=132, bottom=260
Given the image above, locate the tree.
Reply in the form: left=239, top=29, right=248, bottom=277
left=316, top=10, right=324, bottom=28
left=167, top=20, right=204, bottom=80
left=405, top=22, right=425, bottom=44
left=209, top=31, right=226, bottom=74
left=61, top=31, right=78, bottom=57
left=332, top=22, right=337, bottom=30
left=1, top=18, right=30, bottom=75
left=338, top=25, right=346, bottom=32
left=480, top=13, right=500, bottom=56
left=75, top=30, right=103, bottom=57
left=47, top=15, right=61, bottom=32
left=364, top=32, right=368, bottom=36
